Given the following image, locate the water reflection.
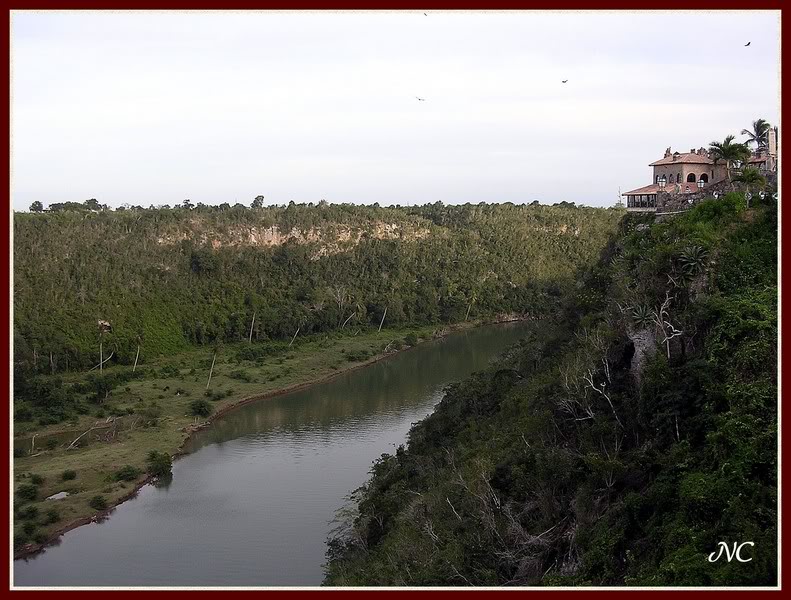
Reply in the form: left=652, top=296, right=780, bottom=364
left=15, top=322, right=528, bottom=587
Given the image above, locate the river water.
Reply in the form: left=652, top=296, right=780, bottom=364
left=14, top=322, right=529, bottom=587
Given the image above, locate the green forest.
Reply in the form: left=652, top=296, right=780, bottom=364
left=324, top=192, right=778, bottom=586
left=13, top=200, right=621, bottom=425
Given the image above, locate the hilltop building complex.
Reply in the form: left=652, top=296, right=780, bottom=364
left=623, top=129, right=778, bottom=212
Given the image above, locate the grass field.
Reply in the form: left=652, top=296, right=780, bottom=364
left=13, top=323, right=455, bottom=557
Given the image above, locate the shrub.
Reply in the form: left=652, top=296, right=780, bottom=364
left=159, top=365, right=180, bottom=378
left=14, top=406, right=33, bottom=422
left=189, top=399, right=213, bottom=417
left=230, top=369, right=253, bottom=382
left=30, top=474, right=45, bottom=486
left=61, top=470, right=77, bottom=481
left=44, top=508, right=60, bottom=524
left=404, top=333, right=419, bottom=346
left=19, top=505, right=39, bottom=520
left=112, top=465, right=142, bottom=482
left=89, top=495, right=107, bottom=511
left=33, top=532, right=48, bottom=544
left=17, top=484, right=37, bottom=502
left=22, top=522, right=37, bottom=536
left=45, top=438, right=58, bottom=451
left=146, top=451, right=172, bottom=477
left=346, top=349, right=370, bottom=362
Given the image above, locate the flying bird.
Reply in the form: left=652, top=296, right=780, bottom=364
left=745, top=41, right=751, bottom=46
left=416, top=96, right=426, bottom=101
left=561, top=80, right=568, bottom=83
left=424, top=12, right=427, bottom=16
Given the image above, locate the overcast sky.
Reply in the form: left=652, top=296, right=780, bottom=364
left=11, top=10, right=780, bottom=210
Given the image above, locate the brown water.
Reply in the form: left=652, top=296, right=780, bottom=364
left=14, top=322, right=529, bottom=587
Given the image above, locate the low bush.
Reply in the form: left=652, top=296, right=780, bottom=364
left=112, top=465, right=142, bottom=482
left=189, top=399, right=213, bottom=417
left=346, top=349, right=370, bottom=362
left=17, top=484, right=37, bottom=502
left=44, top=508, right=60, bottom=524
left=89, top=495, right=107, bottom=511
left=22, top=522, right=37, bottom=536
left=19, top=506, right=39, bottom=520
left=146, top=451, right=172, bottom=478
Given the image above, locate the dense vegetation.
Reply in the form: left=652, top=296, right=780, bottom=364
left=325, top=192, right=777, bottom=586
left=13, top=201, right=621, bottom=426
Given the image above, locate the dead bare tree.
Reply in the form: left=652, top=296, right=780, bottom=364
left=89, top=350, right=115, bottom=372
left=341, top=312, right=355, bottom=329
left=653, top=291, right=683, bottom=359
left=206, top=350, right=217, bottom=389
left=558, top=360, right=595, bottom=422
left=465, top=294, right=476, bottom=321
left=378, top=306, right=387, bottom=333
left=67, top=425, right=102, bottom=450
left=248, top=311, right=256, bottom=343
left=289, top=326, right=301, bottom=347
left=331, top=285, right=348, bottom=324
left=582, top=369, right=622, bottom=429
left=133, top=344, right=140, bottom=372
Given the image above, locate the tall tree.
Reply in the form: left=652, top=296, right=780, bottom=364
left=741, top=118, right=772, bottom=150
left=29, top=201, right=43, bottom=213
left=709, top=135, right=750, bottom=182
left=733, top=167, right=767, bottom=207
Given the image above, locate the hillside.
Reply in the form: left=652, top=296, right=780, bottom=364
left=13, top=201, right=620, bottom=377
left=12, top=200, right=623, bottom=555
left=324, top=193, right=778, bottom=586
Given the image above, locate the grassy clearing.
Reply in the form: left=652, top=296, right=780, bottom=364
left=12, top=323, right=448, bottom=555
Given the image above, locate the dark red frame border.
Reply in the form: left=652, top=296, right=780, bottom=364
left=0, top=4, right=784, bottom=597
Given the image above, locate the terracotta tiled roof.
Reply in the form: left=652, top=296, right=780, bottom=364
left=747, top=156, right=769, bottom=163
left=649, top=152, right=714, bottom=166
left=623, top=184, right=661, bottom=195
left=624, top=182, right=699, bottom=195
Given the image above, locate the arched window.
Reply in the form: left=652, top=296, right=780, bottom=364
left=699, top=173, right=709, bottom=183
left=687, top=173, right=696, bottom=183
left=655, top=175, right=659, bottom=184
left=677, top=173, right=682, bottom=183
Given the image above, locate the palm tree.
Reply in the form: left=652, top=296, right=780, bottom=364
left=709, top=135, right=751, bottom=182
left=733, top=167, right=766, bottom=208
left=741, top=119, right=772, bottom=151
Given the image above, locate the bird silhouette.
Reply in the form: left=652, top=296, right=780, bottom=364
left=745, top=41, right=751, bottom=46
left=416, top=96, right=426, bottom=101
left=561, top=80, right=568, bottom=83
left=424, top=12, right=427, bottom=16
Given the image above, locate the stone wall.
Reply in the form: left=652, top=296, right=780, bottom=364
left=655, top=177, right=777, bottom=213
left=656, top=180, right=731, bottom=212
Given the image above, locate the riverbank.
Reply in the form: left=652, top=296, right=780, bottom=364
left=14, top=316, right=525, bottom=560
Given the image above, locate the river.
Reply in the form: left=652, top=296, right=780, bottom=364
left=14, top=322, right=529, bottom=587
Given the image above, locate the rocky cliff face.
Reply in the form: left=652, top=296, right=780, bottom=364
left=156, top=220, right=432, bottom=254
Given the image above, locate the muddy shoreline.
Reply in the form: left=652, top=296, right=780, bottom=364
left=14, top=316, right=526, bottom=561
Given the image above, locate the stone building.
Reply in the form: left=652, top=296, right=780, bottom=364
left=623, top=134, right=778, bottom=212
